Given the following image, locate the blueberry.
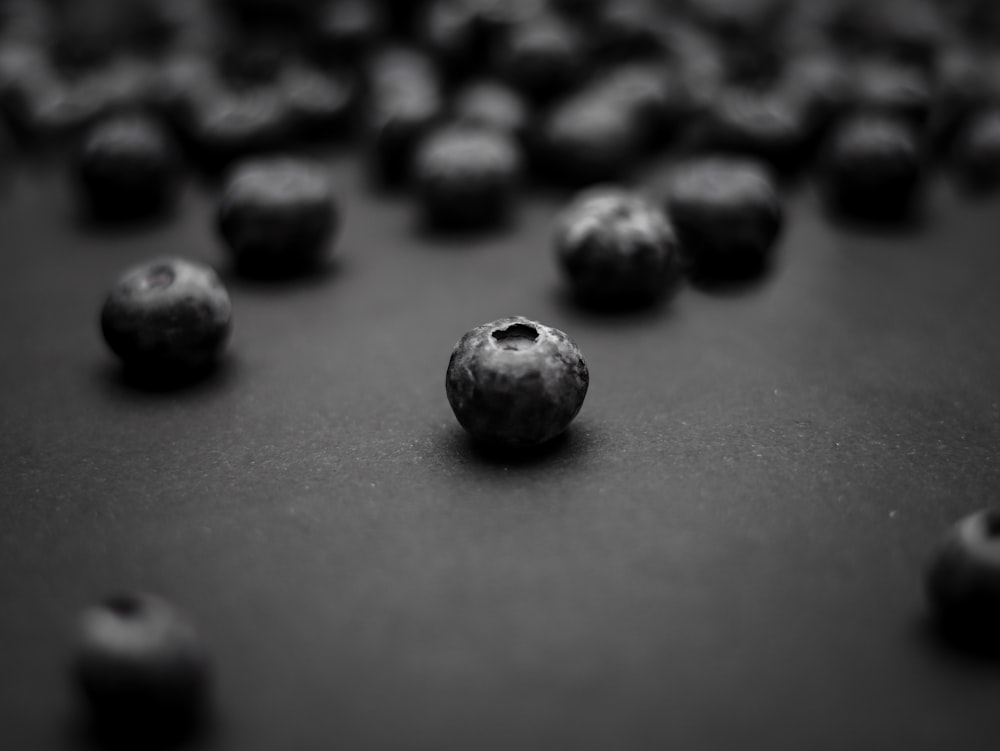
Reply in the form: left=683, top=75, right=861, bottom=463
left=534, top=93, right=639, bottom=186
left=74, top=593, right=209, bottom=735
left=414, top=125, right=522, bottom=230
left=75, top=114, right=180, bottom=222
left=952, top=109, right=1000, bottom=192
left=473, top=0, right=547, bottom=42
left=152, top=53, right=226, bottom=127
left=101, top=258, right=232, bottom=377
left=419, top=0, right=486, bottom=76
left=4, top=71, right=109, bottom=144
left=217, top=0, right=318, bottom=24
left=182, top=87, right=293, bottom=171
left=850, top=59, right=933, bottom=129
left=554, top=186, right=683, bottom=309
left=279, top=65, right=357, bottom=140
left=48, top=5, right=120, bottom=73
left=312, top=0, right=386, bottom=62
left=663, top=157, right=783, bottom=280
left=587, top=0, right=669, bottom=63
left=446, top=317, right=589, bottom=448
left=495, top=14, right=587, bottom=103
left=214, top=31, right=288, bottom=88
left=668, top=25, right=726, bottom=117
left=779, top=52, right=853, bottom=141
left=452, top=79, right=530, bottom=144
left=929, top=48, right=993, bottom=156
left=366, top=49, right=444, bottom=185
left=218, top=157, right=338, bottom=278
left=551, top=0, right=608, bottom=17
left=699, top=87, right=811, bottom=174
left=820, top=114, right=924, bottom=223
left=825, top=0, right=943, bottom=70
left=588, top=64, right=692, bottom=150
left=688, top=0, right=787, bottom=84
left=73, top=58, right=162, bottom=118
left=926, top=510, right=1000, bottom=653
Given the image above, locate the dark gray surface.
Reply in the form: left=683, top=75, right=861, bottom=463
left=1, top=153, right=999, bottom=750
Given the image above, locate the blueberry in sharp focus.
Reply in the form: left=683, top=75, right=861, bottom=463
left=952, top=109, right=1000, bottom=192
left=820, top=114, right=924, bottom=223
left=75, top=113, right=180, bottom=222
left=925, top=509, right=1000, bottom=653
left=218, top=157, right=338, bottom=278
left=101, top=258, right=232, bottom=377
left=446, top=317, right=589, bottom=448
left=554, top=186, right=683, bottom=309
left=74, top=593, right=209, bottom=735
left=663, top=157, right=783, bottom=280
left=534, top=92, right=639, bottom=186
left=415, top=125, right=522, bottom=230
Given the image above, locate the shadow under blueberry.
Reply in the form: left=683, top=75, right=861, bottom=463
left=436, top=422, right=598, bottom=473
left=687, top=258, right=776, bottom=297
left=820, top=198, right=928, bottom=237
left=221, top=255, right=343, bottom=292
left=74, top=202, right=181, bottom=236
left=72, top=704, right=214, bottom=751
left=410, top=211, right=518, bottom=248
left=98, top=357, right=234, bottom=397
left=914, top=613, right=1000, bottom=666
left=551, top=287, right=675, bottom=326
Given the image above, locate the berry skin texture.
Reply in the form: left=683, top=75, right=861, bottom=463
left=446, top=317, right=589, bottom=448
left=554, top=186, right=683, bottom=309
left=101, top=257, right=232, bottom=375
left=218, top=158, right=338, bottom=278
left=75, top=113, right=180, bottom=222
left=664, top=157, right=783, bottom=280
left=414, top=125, right=522, bottom=230
left=74, top=593, right=210, bottom=735
left=926, top=509, right=1000, bottom=653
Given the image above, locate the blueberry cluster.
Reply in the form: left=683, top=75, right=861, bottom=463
left=5, top=0, right=1000, bottom=237
left=4, top=0, right=999, bottom=741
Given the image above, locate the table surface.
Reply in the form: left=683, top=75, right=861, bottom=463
left=1, top=148, right=1000, bottom=751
